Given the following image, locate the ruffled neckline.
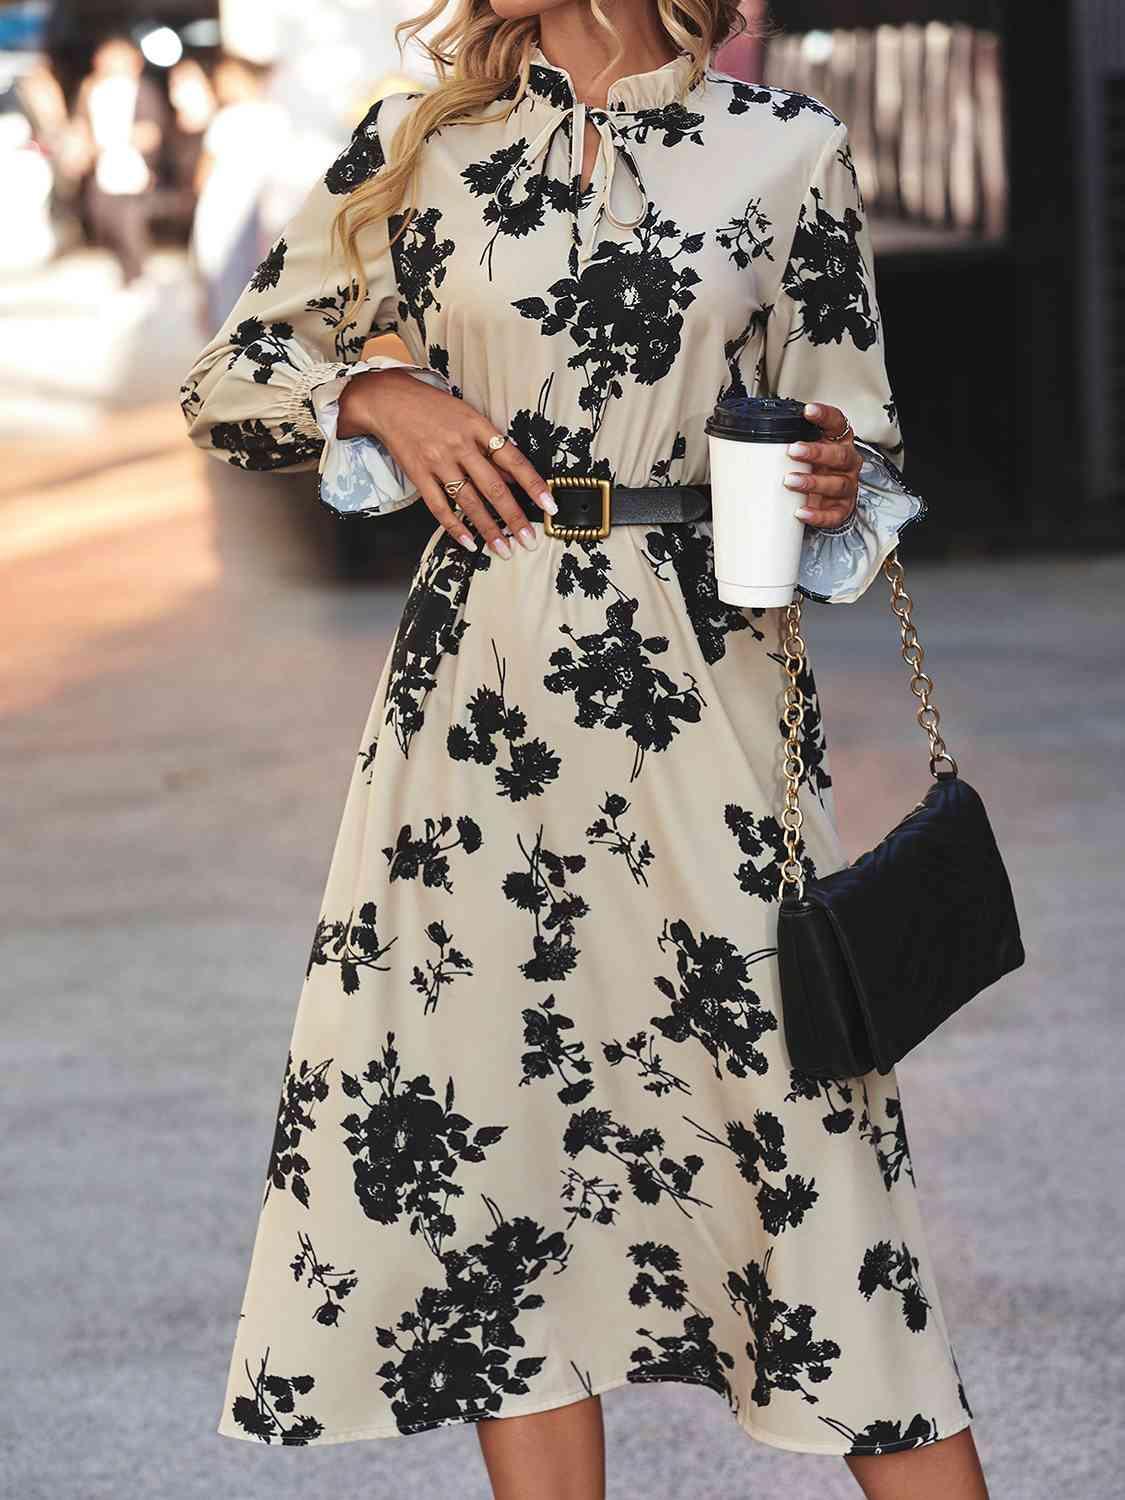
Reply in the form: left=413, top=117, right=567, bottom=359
left=526, top=40, right=699, bottom=113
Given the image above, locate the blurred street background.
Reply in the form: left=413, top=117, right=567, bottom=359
left=1, top=2, right=1122, bottom=1498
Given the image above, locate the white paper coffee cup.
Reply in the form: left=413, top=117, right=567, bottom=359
left=704, top=396, right=821, bottom=608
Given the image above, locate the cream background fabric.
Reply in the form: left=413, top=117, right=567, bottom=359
left=181, top=44, right=970, bottom=1456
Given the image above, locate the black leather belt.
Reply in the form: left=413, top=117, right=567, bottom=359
left=516, top=475, right=713, bottom=539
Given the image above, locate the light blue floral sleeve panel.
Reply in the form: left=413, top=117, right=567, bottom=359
left=311, top=358, right=449, bottom=518
left=795, top=437, right=927, bottom=606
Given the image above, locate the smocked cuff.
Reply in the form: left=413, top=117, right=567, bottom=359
left=282, top=360, right=352, bottom=439
left=309, top=358, right=451, bottom=518
left=797, top=439, right=927, bottom=604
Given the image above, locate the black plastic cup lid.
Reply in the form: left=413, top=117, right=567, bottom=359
left=704, top=395, right=820, bottom=443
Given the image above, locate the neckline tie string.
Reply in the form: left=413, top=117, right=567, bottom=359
left=504, top=97, right=649, bottom=266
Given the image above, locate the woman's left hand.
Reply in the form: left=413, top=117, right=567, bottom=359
left=783, top=402, right=861, bottom=528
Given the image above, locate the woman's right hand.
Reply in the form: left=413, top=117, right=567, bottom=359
left=337, top=367, right=558, bottom=558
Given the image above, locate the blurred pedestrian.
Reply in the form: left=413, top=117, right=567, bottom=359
left=13, top=56, right=69, bottom=153
left=166, top=58, right=216, bottom=200
left=73, top=36, right=167, bottom=286
left=16, top=56, right=87, bottom=241
left=191, top=55, right=290, bottom=335
left=0, top=101, right=55, bottom=269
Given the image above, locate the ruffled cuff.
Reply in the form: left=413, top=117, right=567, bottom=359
left=796, top=439, right=927, bottom=605
left=310, top=357, right=451, bottom=519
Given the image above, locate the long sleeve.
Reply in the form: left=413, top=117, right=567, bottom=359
left=761, top=118, right=926, bottom=604
left=179, top=93, right=449, bottom=518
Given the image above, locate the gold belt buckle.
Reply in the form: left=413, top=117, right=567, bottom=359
left=542, top=476, right=612, bottom=539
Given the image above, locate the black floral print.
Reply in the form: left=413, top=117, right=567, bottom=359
left=505, top=373, right=611, bottom=480
left=610, top=102, right=707, bottom=148
left=374, top=1197, right=570, bottom=1434
left=651, top=918, right=778, bottom=1078
left=514, top=202, right=704, bottom=431
left=409, top=921, right=474, bottom=1014
left=232, top=1351, right=323, bottom=1444
left=727, top=1247, right=841, bottom=1407
left=324, top=97, right=398, bottom=196
left=502, top=826, right=590, bottom=984
left=545, top=564, right=705, bottom=781
left=493, top=61, right=575, bottom=113
left=192, top=45, right=973, bottom=1456
left=519, top=992, right=595, bottom=1105
left=228, top=316, right=299, bottom=385
left=858, top=1241, right=931, bottom=1332
left=585, top=791, right=655, bottom=885
left=305, top=281, right=371, bottom=361
left=265, top=1054, right=331, bottom=1209
left=463, top=137, right=573, bottom=280
left=720, top=303, right=771, bottom=398
left=563, top=1107, right=709, bottom=1217
left=388, top=205, right=456, bottom=347
left=627, top=1250, right=738, bottom=1402
left=859, top=1081, right=915, bottom=1189
left=721, top=77, right=841, bottom=127
left=725, top=801, right=817, bottom=903
left=290, top=1231, right=357, bottom=1326
left=625, top=1242, right=738, bottom=1405
left=646, top=428, right=686, bottom=484
left=386, top=536, right=484, bottom=757
left=715, top=196, right=775, bottom=267
left=448, top=639, right=562, bottom=799
left=686, top=1110, right=819, bottom=1235
left=602, top=1031, right=691, bottom=1098
left=250, top=237, right=287, bottom=292
left=780, top=189, right=879, bottom=353
left=209, top=417, right=320, bottom=472
left=560, top=1166, right=622, bottom=1231
left=818, top=1412, right=942, bottom=1456
left=340, top=1033, right=507, bottom=1257
left=307, top=903, right=397, bottom=994
left=383, top=813, right=483, bottom=893
left=786, top=1069, right=856, bottom=1134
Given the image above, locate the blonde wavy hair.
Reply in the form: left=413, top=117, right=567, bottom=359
left=333, top=0, right=767, bottom=310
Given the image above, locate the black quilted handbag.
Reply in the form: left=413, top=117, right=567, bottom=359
left=774, top=551, right=1024, bottom=1079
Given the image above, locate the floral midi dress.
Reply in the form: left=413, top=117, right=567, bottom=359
left=181, top=42, right=973, bottom=1458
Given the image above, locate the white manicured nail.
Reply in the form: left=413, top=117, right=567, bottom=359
left=489, top=534, right=513, bottom=559
left=538, top=491, right=558, bottom=515
left=456, top=531, right=477, bottom=551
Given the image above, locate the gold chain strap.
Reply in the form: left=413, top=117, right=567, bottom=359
left=778, top=547, right=958, bottom=902
left=779, top=601, right=809, bottom=897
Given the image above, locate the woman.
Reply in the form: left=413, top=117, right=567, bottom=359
left=181, top=3, right=989, bottom=1496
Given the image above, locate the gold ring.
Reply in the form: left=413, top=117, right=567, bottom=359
left=443, top=478, right=467, bottom=497
left=487, top=434, right=508, bottom=452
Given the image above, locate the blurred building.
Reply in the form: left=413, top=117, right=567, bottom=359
left=763, top=0, right=1117, bottom=552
